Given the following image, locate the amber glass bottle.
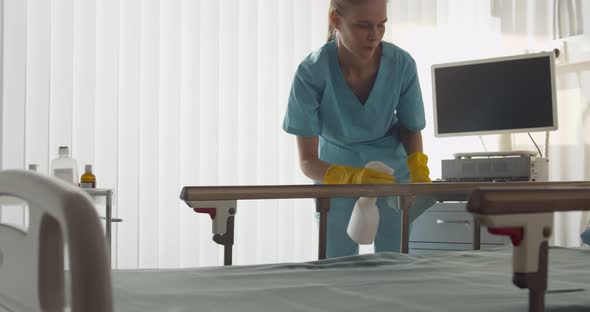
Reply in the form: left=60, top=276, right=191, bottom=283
left=80, top=164, right=96, bottom=188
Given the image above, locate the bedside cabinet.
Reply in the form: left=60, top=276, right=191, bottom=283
left=409, top=202, right=508, bottom=255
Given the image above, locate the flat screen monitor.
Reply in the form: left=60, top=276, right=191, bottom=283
left=431, top=52, right=558, bottom=137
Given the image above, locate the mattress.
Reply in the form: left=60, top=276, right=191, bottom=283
left=110, top=247, right=590, bottom=312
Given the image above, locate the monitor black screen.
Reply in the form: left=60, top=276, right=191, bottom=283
left=433, top=54, right=555, bottom=136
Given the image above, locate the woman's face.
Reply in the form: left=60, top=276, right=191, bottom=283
left=334, top=0, right=388, bottom=60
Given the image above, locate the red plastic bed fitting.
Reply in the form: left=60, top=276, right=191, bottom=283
left=488, top=227, right=524, bottom=246
left=194, top=208, right=216, bottom=220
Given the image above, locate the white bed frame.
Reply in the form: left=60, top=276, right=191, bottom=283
left=0, top=170, right=112, bottom=312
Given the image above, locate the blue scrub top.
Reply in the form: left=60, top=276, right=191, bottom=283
left=283, top=40, right=426, bottom=183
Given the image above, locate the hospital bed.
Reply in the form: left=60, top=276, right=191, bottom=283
left=1, top=169, right=590, bottom=312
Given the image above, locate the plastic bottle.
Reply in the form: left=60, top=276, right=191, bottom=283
left=347, top=161, right=394, bottom=245
left=50, top=146, right=79, bottom=185
left=80, top=164, right=97, bottom=188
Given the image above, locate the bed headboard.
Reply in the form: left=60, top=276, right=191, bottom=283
left=0, top=170, right=112, bottom=312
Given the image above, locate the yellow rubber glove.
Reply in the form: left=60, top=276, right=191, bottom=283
left=324, top=165, right=395, bottom=184
left=407, top=152, right=432, bottom=183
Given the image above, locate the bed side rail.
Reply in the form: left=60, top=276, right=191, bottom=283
left=0, top=170, right=112, bottom=312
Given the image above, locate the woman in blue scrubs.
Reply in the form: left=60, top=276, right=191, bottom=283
left=283, top=0, right=431, bottom=258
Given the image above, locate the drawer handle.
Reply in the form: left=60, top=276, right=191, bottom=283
left=436, top=219, right=471, bottom=225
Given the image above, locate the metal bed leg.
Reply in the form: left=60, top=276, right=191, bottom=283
left=316, top=198, right=331, bottom=260
left=213, top=215, right=235, bottom=266
left=398, top=196, right=411, bottom=254
left=529, top=289, right=545, bottom=312
left=472, top=217, right=481, bottom=250
left=106, top=190, right=112, bottom=257
left=513, top=241, right=548, bottom=312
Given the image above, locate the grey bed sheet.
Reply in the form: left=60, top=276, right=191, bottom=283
left=111, top=247, right=590, bottom=312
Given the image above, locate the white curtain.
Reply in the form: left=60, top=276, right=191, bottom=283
left=1, top=0, right=588, bottom=269
left=555, top=0, right=584, bottom=38
left=2, top=0, right=327, bottom=269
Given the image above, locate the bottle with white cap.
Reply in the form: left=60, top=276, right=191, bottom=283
left=50, top=146, right=79, bottom=185
left=347, top=161, right=394, bottom=245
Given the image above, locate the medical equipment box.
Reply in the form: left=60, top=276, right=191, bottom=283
left=441, top=152, right=548, bottom=182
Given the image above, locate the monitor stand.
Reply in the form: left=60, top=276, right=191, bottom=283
left=453, top=150, right=538, bottom=159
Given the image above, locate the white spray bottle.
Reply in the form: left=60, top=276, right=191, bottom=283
left=347, top=161, right=394, bottom=245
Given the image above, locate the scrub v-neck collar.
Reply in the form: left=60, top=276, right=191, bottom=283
left=330, top=40, right=385, bottom=108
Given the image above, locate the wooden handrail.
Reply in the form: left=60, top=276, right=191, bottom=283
left=180, top=181, right=590, bottom=258
left=468, top=186, right=590, bottom=215
left=180, top=181, right=590, bottom=202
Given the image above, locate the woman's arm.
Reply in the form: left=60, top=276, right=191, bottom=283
left=297, top=136, right=331, bottom=182
left=399, top=127, right=423, bottom=155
